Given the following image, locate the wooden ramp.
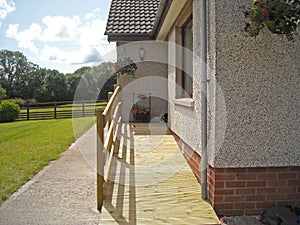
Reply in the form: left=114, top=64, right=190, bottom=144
left=99, top=123, right=220, bottom=225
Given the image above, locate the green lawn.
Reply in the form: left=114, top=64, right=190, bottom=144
left=0, top=117, right=96, bottom=205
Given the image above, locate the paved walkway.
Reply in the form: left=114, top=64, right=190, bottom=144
left=0, top=126, right=100, bottom=225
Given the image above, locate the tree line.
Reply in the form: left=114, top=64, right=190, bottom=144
left=0, top=49, right=116, bottom=103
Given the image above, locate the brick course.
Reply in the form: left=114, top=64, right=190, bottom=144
left=173, top=133, right=300, bottom=216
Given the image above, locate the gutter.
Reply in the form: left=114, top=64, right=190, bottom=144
left=154, top=0, right=173, bottom=39
left=200, top=0, right=208, bottom=200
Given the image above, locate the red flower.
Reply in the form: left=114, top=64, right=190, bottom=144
left=258, top=2, right=264, bottom=7
left=133, top=108, right=138, bottom=115
left=262, top=8, right=268, bottom=14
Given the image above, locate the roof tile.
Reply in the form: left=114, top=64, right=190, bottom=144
left=105, top=0, right=162, bottom=36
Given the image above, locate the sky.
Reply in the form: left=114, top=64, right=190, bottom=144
left=0, top=0, right=116, bottom=74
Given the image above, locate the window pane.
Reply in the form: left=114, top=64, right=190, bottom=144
left=183, top=18, right=193, bottom=98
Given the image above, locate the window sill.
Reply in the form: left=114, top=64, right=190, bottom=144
left=173, top=98, right=194, bottom=108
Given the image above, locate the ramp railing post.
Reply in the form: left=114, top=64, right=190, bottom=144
left=97, top=108, right=105, bottom=212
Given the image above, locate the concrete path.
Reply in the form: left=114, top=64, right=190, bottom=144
left=0, top=125, right=100, bottom=225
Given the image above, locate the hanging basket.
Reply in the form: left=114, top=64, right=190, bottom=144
left=265, top=21, right=285, bottom=34
left=112, top=57, right=137, bottom=78
left=243, top=0, right=300, bottom=41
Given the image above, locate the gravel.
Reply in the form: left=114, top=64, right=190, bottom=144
left=221, top=215, right=263, bottom=225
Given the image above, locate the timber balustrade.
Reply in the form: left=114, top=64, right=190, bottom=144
left=97, top=85, right=122, bottom=212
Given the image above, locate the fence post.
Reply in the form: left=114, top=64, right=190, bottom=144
left=26, top=102, right=30, bottom=120
left=54, top=101, right=57, bottom=119
left=107, top=92, right=113, bottom=127
left=82, top=103, right=85, bottom=117
left=108, top=92, right=113, bottom=102
left=97, top=108, right=105, bottom=212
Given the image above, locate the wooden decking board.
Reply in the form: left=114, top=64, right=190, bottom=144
left=100, top=123, right=220, bottom=225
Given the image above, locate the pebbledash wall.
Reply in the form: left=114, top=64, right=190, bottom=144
left=116, top=42, right=168, bottom=122
left=165, top=0, right=300, bottom=216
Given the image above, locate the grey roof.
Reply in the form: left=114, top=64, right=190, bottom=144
left=105, top=0, right=165, bottom=41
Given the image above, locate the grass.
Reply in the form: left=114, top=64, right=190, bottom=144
left=0, top=117, right=96, bottom=205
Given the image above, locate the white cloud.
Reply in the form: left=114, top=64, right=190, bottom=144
left=5, top=23, right=18, bottom=38
left=70, top=47, right=101, bottom=65
left=41, top=15, right=81, bottom=42
left=85, top=8, right=101, bottom=20
left=0, top=0, right=15, bottom=20
left=41, top=45, right=101, bottom=66
left=5, top=8, right=114, bottom=69
left=40, top=45, right=64, bottom=62
left=6, top=23, right=41, bottom=54
left=78, top=18, right=107, bottom=46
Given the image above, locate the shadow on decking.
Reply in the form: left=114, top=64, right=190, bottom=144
left=103, top=123, right=137, bottom=225
left=100, top=123, right=220, bottom=225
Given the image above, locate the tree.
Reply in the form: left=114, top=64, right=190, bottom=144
left=69, top=66, right=100, bottom=101
left=35, top=69, right=68, bottom=102
left=14, top=62, right=45, bottom=99
left=66, top=73, right=81, bottom=101
left=0, top=50, right=44, bottom=99
left=0, top=84, right=6, bottom=100
left=44, top=70, right=68, bottom=102
left=90, top=62, right=116, bottom=100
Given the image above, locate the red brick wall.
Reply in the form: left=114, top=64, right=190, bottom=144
left=209, top=166, right=300, bottom=216
left=173, top=133, right=300, bottom=216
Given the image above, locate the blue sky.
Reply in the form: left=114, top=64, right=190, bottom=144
left=0, top=0, right=116, bottom=73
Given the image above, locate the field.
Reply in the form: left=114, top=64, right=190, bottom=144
left=0, top=117, right=96, bottom=205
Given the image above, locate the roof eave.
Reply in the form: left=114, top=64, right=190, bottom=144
left=153, top=0, right=173, bottom=40
left=106, top=34, right=155, bottom=42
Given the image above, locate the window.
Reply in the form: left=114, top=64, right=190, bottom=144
left=176, top=15, right=193, bottom=98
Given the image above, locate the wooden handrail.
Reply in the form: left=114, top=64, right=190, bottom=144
left=97, top=85, right=122, bottom=212
left=102, top=86, right=120, bottom=127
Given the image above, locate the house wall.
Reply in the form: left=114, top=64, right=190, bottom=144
left=167, top=0, right=300, bottom=167
left=167, top=0, right=202, bottom=154
left=116, top=42, right=168, bottom=121
left=212, top=1, right=300, bottom=168
left=165, top=0, right=300, bottom=216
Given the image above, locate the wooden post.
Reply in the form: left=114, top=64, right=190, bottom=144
left=26, top=102, right=30, bottom=120
left=97, top=108, right=105, bottom=212
left=82, top=103, right=85, bottom=117
left=54, top=101, right=57, bottom=119
left=107, top=92, right=113, bottom=127
left=108, top=92, right=113, bottom=102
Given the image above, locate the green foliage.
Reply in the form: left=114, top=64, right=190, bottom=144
left=0, top=101, right=20, bottom=123
left=89, top=62, right=116, bottom=100
left=0, top=84, right=6, bottom=100
left=2, top=98, right=26, bottom=106
left=112, top=57, right=137, bottom=78
left=44, top=70, right=68, bottom=101
left=0, top=49, right=116, bottom=102
left=243, top=0, right=300, bottom=41
left=0, top=50, right=43, bottom=99
left=66, top=73, right=81, bottom=100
